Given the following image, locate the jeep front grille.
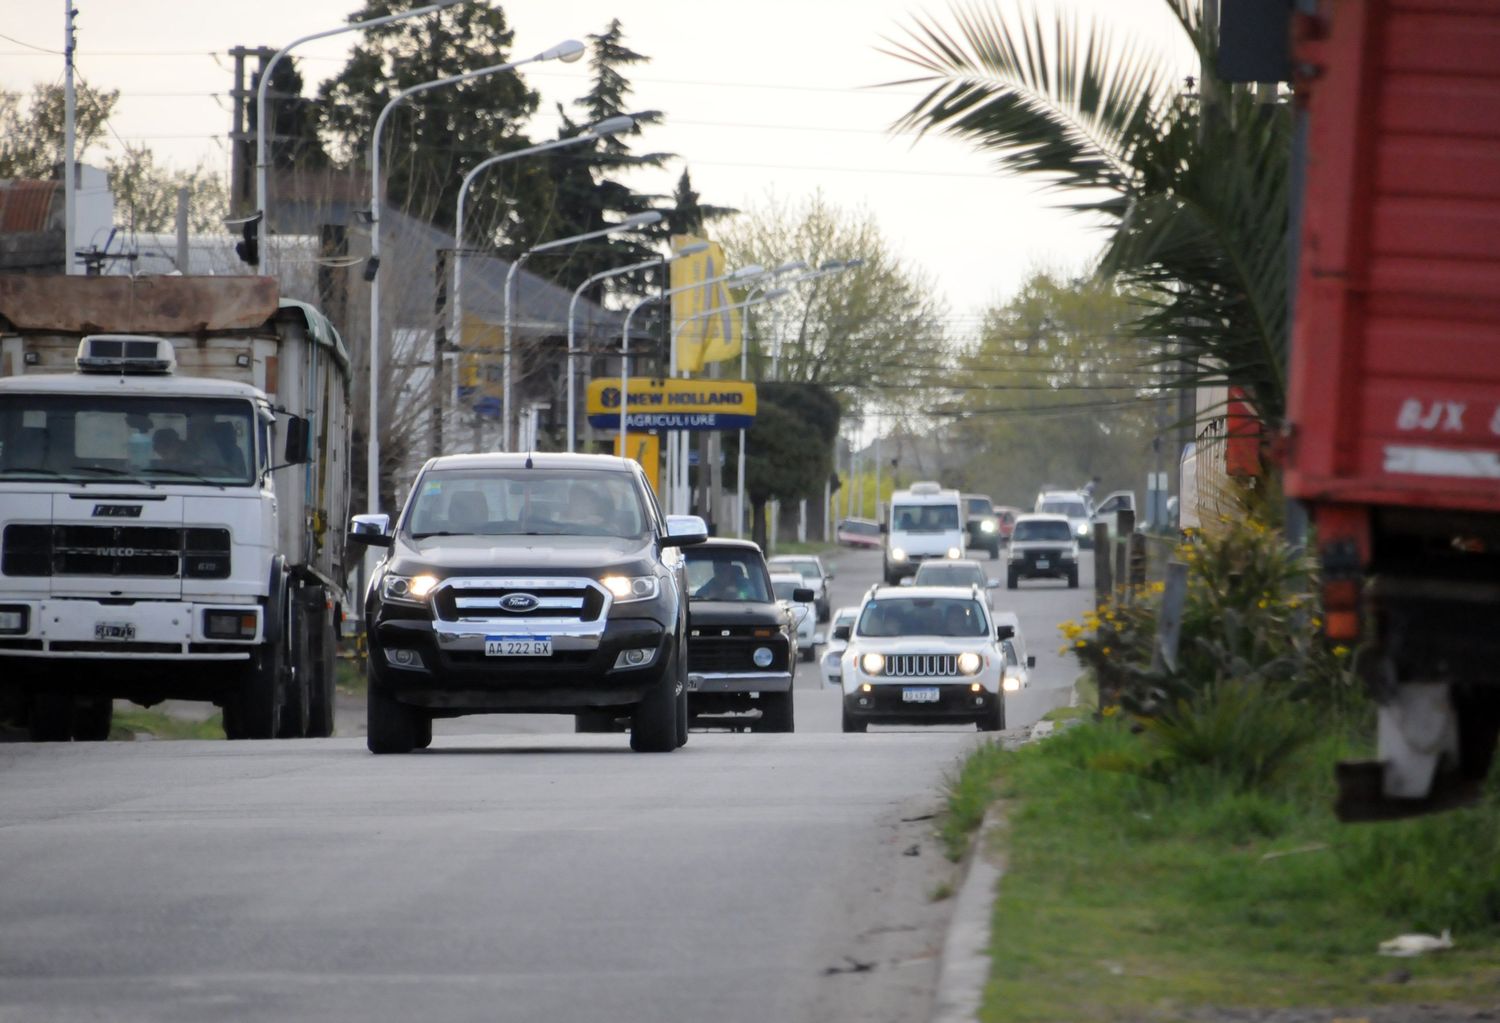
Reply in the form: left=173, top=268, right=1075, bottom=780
left=883, top=653, right=959, bottom=678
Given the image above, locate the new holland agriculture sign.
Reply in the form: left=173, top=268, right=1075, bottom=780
left=586, top=379, right=757, bottom=431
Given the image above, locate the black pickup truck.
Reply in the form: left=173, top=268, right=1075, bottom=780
left=347, top=453, right=706, bottom=753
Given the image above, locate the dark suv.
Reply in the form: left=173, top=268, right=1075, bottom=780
left=347, top=453, right=706, bottom=754
left=963, top=494, right=1002, bottom=559
left=683, top=539, right=809, bottom=732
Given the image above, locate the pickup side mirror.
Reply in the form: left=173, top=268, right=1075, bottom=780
left=793, top=587, right=815, bottom=604
left=347, top=512, right=392, bottom=548
left=662, top=514, right=708, bottom=547
left=833, top=624, right=851, bottom=641
left=996, top=624, right=1015, bottom=640
left=283, top=415, right=311, bottom=465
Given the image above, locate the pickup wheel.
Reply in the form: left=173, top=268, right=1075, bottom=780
left=841, top=704, right=867, bottom=734
left=71, top=696, right=113, bottom=741
left=675, top=685, right=689, bottom=748
left=1067, top=567, right=1079, bottom=589
left=758, top=689, right=795, bottom=733
left=366, top=666, right=424, bottom=754
left=630, top=645, right=680, bottom=753
left=1007, top=570, right=1019, bottom=590
left=224, top=645, right=282, bottom=740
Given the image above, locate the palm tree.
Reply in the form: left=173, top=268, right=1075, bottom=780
left=884, top=1, right=1291, bottom=427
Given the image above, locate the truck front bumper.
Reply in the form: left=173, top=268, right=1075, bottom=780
left=0, top=598, right=260, bottom=660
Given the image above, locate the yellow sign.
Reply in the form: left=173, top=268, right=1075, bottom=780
left=456, top=315, right=505, bottom=417
left=614, top=431, right=660, bottom=493
left=670, top=234, right=742, bottom=373
left=587, top=378, right=757, bottom=431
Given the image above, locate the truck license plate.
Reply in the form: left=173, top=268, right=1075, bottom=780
left=485, top=636, right=551, bottom=657
left=902, top=687, right=940, bottom=703
left=94, top=621, right=135, bottom=641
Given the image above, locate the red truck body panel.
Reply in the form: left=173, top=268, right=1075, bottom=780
left=1285, top=0, right=1500, bottom=515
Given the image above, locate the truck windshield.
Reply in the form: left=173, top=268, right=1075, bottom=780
left=405, top=468, right=650, bottom=539
left=891, top=503, right=959, bottom=532
left=0, top=394, right=257, bottom=486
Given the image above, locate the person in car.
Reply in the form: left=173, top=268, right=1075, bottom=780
left=695, top=559, right=754, bottom=601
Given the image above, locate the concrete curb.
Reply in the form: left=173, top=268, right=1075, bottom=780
left=930, top=805, right=1005, bottom=1023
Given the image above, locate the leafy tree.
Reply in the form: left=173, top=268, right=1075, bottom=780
left=107, top=144, right=229, bottom=235
left=317, top=0, right=540, bottom=230
left=667, top=168, right=735, bottom=238
left=249, top=58, right=329, bottom=171
left=886, top=0, right=1290, bottom=429
left=0, top=82, right=118, bottom=179
left=730, top=382, right=841, bottom=549
left=717, top=191, right=947, bottom=421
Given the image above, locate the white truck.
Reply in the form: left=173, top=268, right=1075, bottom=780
left=0, top=275, right=351, bottom=741
left=882, top=481, right=965, bottom=584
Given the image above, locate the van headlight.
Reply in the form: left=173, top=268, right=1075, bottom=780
left=860, top=652, right=885, bottom=675
left=889, top=547, right=907, bottom=562
left=946, top=547, right=962, bottom=559
left=957, top=651, right=983, bottom=675
left=601, top=575, right=659, bottom=602
left=381, top=573, right=439, bottom=603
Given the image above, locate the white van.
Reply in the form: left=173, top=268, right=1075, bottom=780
left=883, top=481, right=966, bottom=584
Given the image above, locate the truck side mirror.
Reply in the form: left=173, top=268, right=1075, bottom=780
left=283, top=416, right=311, bottom=465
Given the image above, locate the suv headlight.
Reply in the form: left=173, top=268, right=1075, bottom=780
left=860, top=652, right=885, bottom=675
left=381, top=573, right=438, bottom=604
left=957, top=651, right=983, bottom=675
left=601, top=574, right=659, bottom=602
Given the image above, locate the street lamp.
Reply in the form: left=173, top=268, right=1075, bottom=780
left=365, top=37, right=585, bottom=519
left=501, top=209, right=663, bottom=449
left=564, top=240, right=710, bottom=453
left=617, top=264, right=765, bottom=460
left=253, top=0, right=465, bottom=269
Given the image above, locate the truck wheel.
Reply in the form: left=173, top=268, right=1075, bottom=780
left=366, top=671, right=422, bottom=755
left=71, top=696, right=113, bottom=741
left=1007, top=570, right=1019, bottom=590
left=759, top=690, right=795, bottom=733
left=1067, top=568, right=1079, bottom=589
left=276, top=599, right=310, bottom=739
left=225, top=645, right=282, bottom=740
left=977, top=696, right=1006, bottom=732
left=28, top=692, right=74, bottom=742
left=840, top=704, right=867, bottom=734
left=305, top=602, right=338, bottom=739
left=630, top=647, right=680, bottom=753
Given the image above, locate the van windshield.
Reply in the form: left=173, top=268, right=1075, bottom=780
left=891, top=503, right=959, bottom=532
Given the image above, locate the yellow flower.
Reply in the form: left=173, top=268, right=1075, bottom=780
left=1075, top=640, right=1086, bottom=648
left=1257, top=599, right=1269, bottom=609
left=1101, top=705, right=1119, bottom=717
left=1102, top=647, right=1112, bottom=656
left=1332, top=644, right=1350, bottom=657
left=1311, top=617, right=1323, bottom=629
left=1150, top=581, right=1165, bottom=594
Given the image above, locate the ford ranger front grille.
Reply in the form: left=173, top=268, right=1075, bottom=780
left=430, top=578, right=607, bottom=623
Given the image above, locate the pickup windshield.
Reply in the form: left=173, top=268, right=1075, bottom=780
left=0, top=394, right=257, bottom=486
left=405, top=468, right=650, bottom=540
left=685, top=548, right=771, bottom=602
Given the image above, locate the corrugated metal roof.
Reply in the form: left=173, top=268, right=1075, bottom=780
left=0, top=180, right=61, bottom=233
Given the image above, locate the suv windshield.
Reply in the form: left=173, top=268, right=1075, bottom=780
left=1013, top=519, right=1073, bottom=542
left=857, top=597, right=988, bottom=637
left=913, top=563, right=985, bottom=587
left=686, top=548, right=771, bottom=602
left=891, top=503, right=960, bottom=532
left=405, top=468, right=648, bottom=539
left=1040, top=499, right=1087, bottom=518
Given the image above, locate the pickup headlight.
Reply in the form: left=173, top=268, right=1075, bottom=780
left=957, top=651, right=983, bottom=675
left=980, top=520, right=997, bottom=534
left=381, top=573, right=438, bottom=603
left=1076, top=522, right=1089, bottom=538
left=860, top=652, right=885, bottom=675
left=601, top=574, right=659, bottom=602
left=889, top=547, right=907, bottom=562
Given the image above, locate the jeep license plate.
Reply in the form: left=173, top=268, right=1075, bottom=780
left=902, top=687, right=941, bottom=703
left=94, top=621, right=135, bottom=641
left=484, top=636, right=552, bottom=657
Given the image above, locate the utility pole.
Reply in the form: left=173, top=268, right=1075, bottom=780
left=62, top=2, right=77, bottom=275
left=227, top=45, right=275, bottom=219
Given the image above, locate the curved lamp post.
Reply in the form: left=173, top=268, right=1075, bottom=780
left=365, top=37, right=585, bottom=519
left=501, top=209, right=663, bottom=449
left=254, top=0, right=466, bottom=267
left=617, top=264, right=764, bottom=462
left=564, top=240, right=710, bottom=453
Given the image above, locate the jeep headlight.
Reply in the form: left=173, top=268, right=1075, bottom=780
left=601, top=574, right=659, bottom=602
left=860, top=652, right=885, bottom=675
left=957, top=651, right=983, bottom=675
left=889, top=547, right=907, bottom=562
left=381, top=573, right=438, bottom=603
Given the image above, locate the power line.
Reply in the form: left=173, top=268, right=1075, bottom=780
left=0, top=32, right=60, bottom=54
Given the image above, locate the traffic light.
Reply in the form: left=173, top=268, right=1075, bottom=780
left=231, top=212, right=262, bottom=267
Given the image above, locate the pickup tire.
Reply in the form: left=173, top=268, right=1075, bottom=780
left=758, top=689, right=795, bottom=733
left=1007, top=570, right=1019, bottom=590
left=1067, top=567, right=1079, bottom=589
left=630, top=645, right=681, bottom=753
left=840, top=704, right=867, bottom=734
left=675, top=685, right=689, bottom=748
left=366, top=671, right=425, bottom=755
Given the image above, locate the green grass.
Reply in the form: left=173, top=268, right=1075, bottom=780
left=947, top=722, right=1500, bottom=1021
left=110, top=708, right=225, bottom=740
left=334, top=655, right=365, bottom=696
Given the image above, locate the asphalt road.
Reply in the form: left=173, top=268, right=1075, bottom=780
left=0, top=544, right=1095, bottom=1023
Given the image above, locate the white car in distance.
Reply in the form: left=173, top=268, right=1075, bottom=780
left=770, top=571, right=821, bottom=662
left=820, top=605, right=859, bottom=688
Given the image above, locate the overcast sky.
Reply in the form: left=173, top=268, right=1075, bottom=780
left=1, top=0, right=1193, bottom=333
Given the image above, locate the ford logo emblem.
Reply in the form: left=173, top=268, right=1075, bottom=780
left=501, top=593, right=539, bottom=612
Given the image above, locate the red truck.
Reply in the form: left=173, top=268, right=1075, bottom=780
left=1285, top=0, right=1500, bottom=818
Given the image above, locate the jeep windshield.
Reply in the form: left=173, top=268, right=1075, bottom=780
left=404, top=468, right=650, bottom=540
left=0, top=393, right=258, bottom=486
left=890, top=503, right=959, bottom=532
left=1013, top=520, right=1073, bottom=542
left=857, top=597, right=988, bottom=637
